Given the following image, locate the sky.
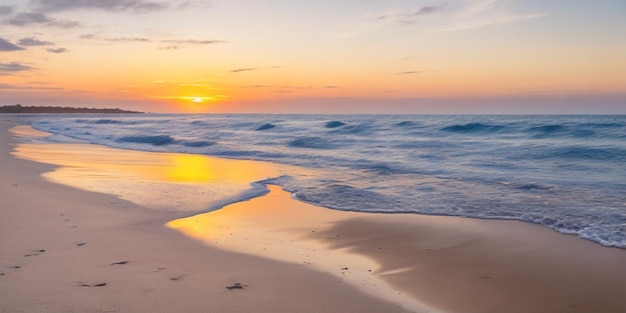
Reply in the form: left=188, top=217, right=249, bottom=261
left=1, top=0, right=625, bottom=114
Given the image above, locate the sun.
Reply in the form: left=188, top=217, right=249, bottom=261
left=192, top=97, right=203, bottom=103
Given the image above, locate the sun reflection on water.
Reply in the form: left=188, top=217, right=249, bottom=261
left=12, top=142, right=286, bottom=212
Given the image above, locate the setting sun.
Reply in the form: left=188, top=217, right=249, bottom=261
left=192, top=97, right=203, bottom=103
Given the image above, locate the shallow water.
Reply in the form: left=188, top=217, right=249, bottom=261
left=28, top=114, right=626, bottom=247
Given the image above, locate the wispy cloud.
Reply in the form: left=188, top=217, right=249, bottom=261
left=158, top=39, right=226, bottom=50
left=375, top=4, right=445, bottom=25
left=0, top=38, right=23, bottom=51
left=395, top=71, right=421, bottom=75
left=18, top=37, right=54, bottom=46
left=362, top=0, right=545, bottom=33
left=30, top=0, right=169, bottom=13
left=106, top=37, right=151, bottom=42
left=0, top=62, right=34, bottom=74
left=3, top=12, right=80, bottom=28
left=162, top=39, right=226, bottom=45
left=47, top=47, right=68, bottom=53
left=80, top=35, right=226, bottom=49
left=231, top=68, right=257, bottom=73
left=176, top=1, right=211, bottom=10
left=79, top=34, right=151, bottom=42
left=244, top=85, right=311, bottom=90
left=230, top=65, right=282, bottom=74
left=0, top=83, right=64, bottom=90
left=439, top=0, right=546, bottom=31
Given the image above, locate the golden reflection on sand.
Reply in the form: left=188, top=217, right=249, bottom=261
left=8, top=125, right=51, bottom=138
left=12, top=143, right=286, bottom=212
left=167, top=185, right=430, bottom=312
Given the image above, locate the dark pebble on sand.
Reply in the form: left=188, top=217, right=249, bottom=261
left=226, top=283, right=245, bottom=290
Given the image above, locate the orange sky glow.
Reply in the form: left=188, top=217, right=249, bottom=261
left=1, top=1, right=625, bottom=114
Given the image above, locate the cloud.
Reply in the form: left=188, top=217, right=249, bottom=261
left=231, top=65, right=282, bottom=73
left=162, top=39, right=226, bottom=45
left=395, top=71, right=421, bottom=75
left=0, top=62, right=34, bottom=74
left=3, top=12, right=80, bottom=28
left=176, top=1, right=211, bottom=10
left=0, top=38, right=23, bottom=51
left=30, top=0, right=169, bottom=13
left=159, top=39, right=226, bottom=50
left=159, top=45, right=179, bottom=50
left=106, top=37, right=151, bottom=42
left=18, top=37, right=54, bottom=46
left=374, top=4, right=445, bottom=25
left=231, top=68, right=257, bottom=73
left=365, top=0, right=545, bottom=32
left=47, top=47, right=68, bottom=53
left=79, top=35, right=224, bottom=49
left=439, top=0, right=546, bottom=31
left=396, top=5, right=445, bottom=24
left=78, top=34, right=96, bottom=40
left=0, top=83, right=64, bottom=90
left=0, top=5, right=14, bottom=15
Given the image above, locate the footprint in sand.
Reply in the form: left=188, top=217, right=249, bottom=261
left=76, top=282, right=107, bottom=287
left=169, top=275, right=188, bottom=281
left=225, top=283, right=248, bottom=290
left=24, top=249, right=46, bottom=257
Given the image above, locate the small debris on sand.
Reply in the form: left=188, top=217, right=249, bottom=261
left=225, top=283, right=246, bottom=290
left=77, top=282, right=107, bottom=287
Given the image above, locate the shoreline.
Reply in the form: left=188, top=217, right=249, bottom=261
left=3, top=116, right=626, bottom=313
left=0, top=117, right=411, bottom=312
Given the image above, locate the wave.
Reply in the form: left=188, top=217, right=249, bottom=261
left=117, top=135, right=175, bottom=146
left=528, top=124, right=564, bottom=133
left=75, top=118, right=162, bottom=125
left=325, top=121, right=345, bottom=128
left=256, top=123, right=276, bottom=131
left=441, top=123, right=504, bottom=133
left=182, top=140, right=215, bottom=147
left=329, top=123, right=373, bottom=135
left=552, top=146, right=626, bottom=160
left=580, top=122, right=624, bottom=129
left=394, top=121, right=416, bottom=127
left=288, top=136, right=336, bottom=149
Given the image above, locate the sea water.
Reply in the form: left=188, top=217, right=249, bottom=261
left=27, top=114, right=626, bottom=248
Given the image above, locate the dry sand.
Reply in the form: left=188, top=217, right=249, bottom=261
left=2, top=116, right=626, bottom=313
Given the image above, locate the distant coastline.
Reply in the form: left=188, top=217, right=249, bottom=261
left=0, top=104, right=143, bottom=114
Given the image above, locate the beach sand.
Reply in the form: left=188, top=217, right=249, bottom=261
left=2, top=116, right=626, bottom=313
left=0, top=118, right=411, bottom=313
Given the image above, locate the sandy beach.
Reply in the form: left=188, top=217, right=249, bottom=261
left=2, top=116, right=626, bottom=313
left=0, top=118, right=411, bottom=313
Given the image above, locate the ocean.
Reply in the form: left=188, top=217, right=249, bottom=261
left=27, top=114, right=626, bottom=248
